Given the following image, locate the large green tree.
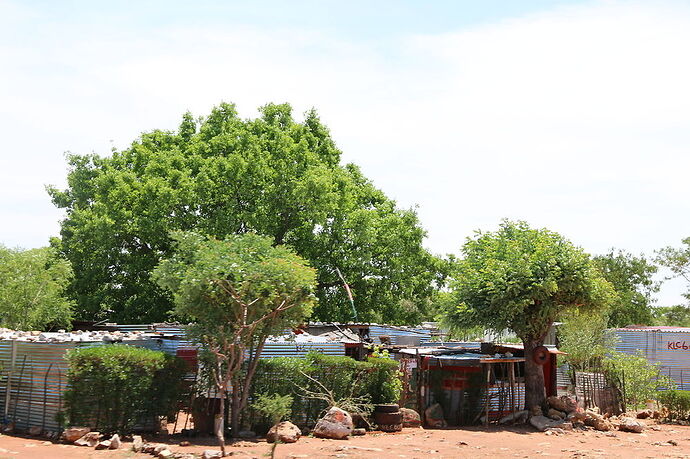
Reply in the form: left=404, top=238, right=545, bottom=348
left=49, top=102, right=442, bottom=324
left=446, top=220, right=614, bottom=411
left=153, top=232, right=316, bottom=454
left=593, top=249, right=658, bottom=327
left=0, top=244, right=74, bottom=330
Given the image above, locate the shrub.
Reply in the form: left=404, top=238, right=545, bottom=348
left=250, top=353, right=402, bottom=427
left=64, top=344, right=187, bottom=434
left=604, top=350, right=675, bottom=409
left=252, top=393, right=294, bottom=425
left=658, top=390, right=690, bottom=421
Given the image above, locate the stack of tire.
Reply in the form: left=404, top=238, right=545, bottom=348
left=373, top=404, right=403, bottom=432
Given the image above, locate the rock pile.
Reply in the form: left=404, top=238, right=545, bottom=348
left=531, top=395, right=649, bottom=434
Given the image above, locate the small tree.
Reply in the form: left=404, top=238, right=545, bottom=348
left=446, top=220, right=614, bottom=411
left=153, top=232, right=316, bottom=454
left=0, top=244, right=73, bottom=330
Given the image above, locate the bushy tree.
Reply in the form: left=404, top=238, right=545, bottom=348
left=49, top=102, right=442, bottom=324
left=0, top=244, right=73, bottom=330
left=654, top=304, right=690, bottom=327
left=593, top=249, right=658, bottom=327
left=446, top=220, right=614, bottom=410
left=657, top=237, right=690, bottom=304
left=153, top=231, right=316, bottom=454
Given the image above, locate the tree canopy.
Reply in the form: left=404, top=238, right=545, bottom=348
left=657, top=237, right=690, bottom=304
left=593, top=249, right=658, bottom=328
left=446, top=220, right=614, bottom=409
left=49, top=102, right=442, bottom=324
left=152, top=231, right=316, bottom=452
left=0, top=245, right=74, bottom=330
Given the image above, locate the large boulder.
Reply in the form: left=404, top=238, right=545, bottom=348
left=400, top=408, right=421, bottom=427
left=583, top=410, right=613, bottom=431
left=547, top=395, right=578, bottom=414
left=132, top=435, right=143, bottom=452
left=313, top=407, right=354, bottom=439
left=74, top=432, right=100, bottom=447
left=62, top=427, right=90, bottom=443
left=109, top=434, right=121, bottom=449
left=619, top=417, right=645, bottom=433
left=529, top=415, right=563, bottom=432
left=424, top=403, right=447, bottom=428
left=266, top=421, right=301, bottom=443
left=548, top=408, right=566, bottom=420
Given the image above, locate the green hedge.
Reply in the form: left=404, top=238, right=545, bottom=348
left=64, top=344, right=188, bottom=434
left=250, top=352, right=401, bottom=428
left=658, top=390, right=690, bottom=422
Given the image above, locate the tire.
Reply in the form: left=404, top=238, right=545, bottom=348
left=374, top=404, right=400, bottom=413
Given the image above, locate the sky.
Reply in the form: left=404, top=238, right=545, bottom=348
left=1, top=0, right=688, bottom=305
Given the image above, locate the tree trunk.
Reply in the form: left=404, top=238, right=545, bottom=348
left=230, top=375, right=241, bottom=437
left=216, top=388, right=226, bottom=456
left=523, top=338, right=547, bottom=413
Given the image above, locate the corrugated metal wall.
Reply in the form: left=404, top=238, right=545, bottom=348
left=614, top=328, right=690, bottom=390
left=0, top=339, right=157, bottom=433
left=368, top=325, right=432, bottom=345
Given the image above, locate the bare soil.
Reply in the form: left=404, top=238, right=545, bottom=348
left=2, top=420, right=690, bottom=458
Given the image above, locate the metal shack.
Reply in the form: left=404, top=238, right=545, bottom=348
left=613, top=326, right=690, bottom=390
left=402, top=343, right=562, bottom=426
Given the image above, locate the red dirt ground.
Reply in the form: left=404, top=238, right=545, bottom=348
left=2, top=420, right=690, bottom=458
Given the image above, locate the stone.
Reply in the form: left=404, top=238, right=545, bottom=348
left=75, top=432, right=100, bottom=447
left=546, top=395, right=578, bottom=414
left=499, top=410, right=529, bottom=425
left=153, top=444, right=169, bottom=454
left=559, top=422, right=574, bottom=431
left=179, top=440, right=191, bottom=447
left=95, top=440, right=111, bottom=450
left=201, top=450, right=223, bottom=459
left=313, top=407, right=354, bottom=439
left=28, top=426, right=42, bottom=436
left=109, top=434, right=121, bottom=449
left=352, top=428, right=366, bottom=436
left=62, top=427, right=90, bottom=443
left=157, top=449, right=173, bottom=458
left=400, top=408, right=422, bottom=427
left=266, top=421, right=301, bottom=443
left=132, top=435, right=143, bottom=452
left=583, top=410, right=613, bottom=432
left=142, top=443, right=157, bottom=454
left=529, top=415, right=563, bottom=432
left=618, top=417, right=645, bottom=433
left=637, top=410, right=652, bottom=419
left=547, top=408, right=566, bottom=420
left=424, top=403, right=447, bottom=428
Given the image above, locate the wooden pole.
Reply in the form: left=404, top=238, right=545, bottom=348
left=508, top=362, right=516, bottom=413
left=484, top=363, right=490, bottom=426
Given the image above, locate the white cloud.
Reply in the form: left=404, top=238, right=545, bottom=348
left=1, top=0, right=689, bottom=304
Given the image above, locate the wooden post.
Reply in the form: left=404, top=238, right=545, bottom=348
left=508, top=362, right=516, bottom=413
left=484, top=363, right=490, bottom=426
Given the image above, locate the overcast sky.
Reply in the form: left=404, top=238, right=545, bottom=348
left=1, top=0, right=688, bottom=305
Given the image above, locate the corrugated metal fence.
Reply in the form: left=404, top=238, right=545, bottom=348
left=614, top=328, right=690, bottom=390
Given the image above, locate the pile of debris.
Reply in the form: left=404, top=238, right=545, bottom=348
left=0, top=328, right=151, bottom=343
left=525, top=395, right=649, bottom=435
left=62, top=427, right=194, bottom=459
